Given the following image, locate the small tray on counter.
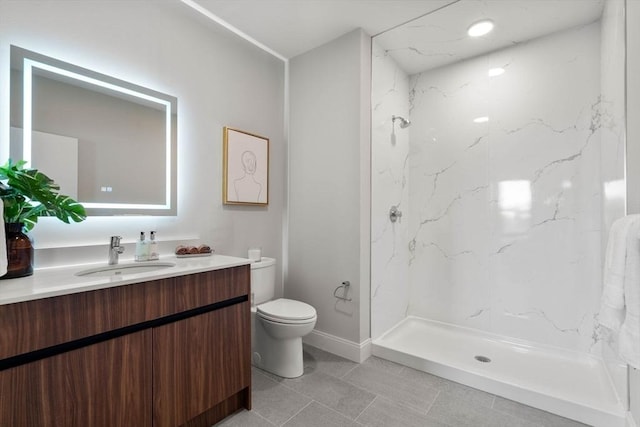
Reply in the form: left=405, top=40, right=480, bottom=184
left=174, top=244, right=214, bottom=258
left=176, top=252, right=214, bottom=258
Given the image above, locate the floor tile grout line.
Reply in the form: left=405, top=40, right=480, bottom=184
left=273, top=379, right=313, bottom=398
left=340, top=360, right=445, bottom=400
left=281, top=369, right=380, bottom=421
left=248, top=407, right=279, bottom=426
left=277, top=400, right=313, bottom=426
left=261, top=384, right=311, bottom=405
left=344, top=380, right=440, bottom=414
left=252, top=365, right=370, bottom=426
left=424, top=389, right=441, bottom=415
left=353, top=395, right=378, bottom=423
left=340, top=372, right=443, bottom=418
left=263, top=369, right=375, bottom=415
left=312, top=397, right=370, bottom=424
left=355, top=358, right=443, bottom=391
left=339, top=362, right=360, bottom=379
left=252, top=367, right=321, bottom=406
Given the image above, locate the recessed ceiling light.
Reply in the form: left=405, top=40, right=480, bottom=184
left=468, top=20, right=494, bottom=37
left=488, top=67, right=505, bottom=77
left=473, top=116, right=489, bottom=123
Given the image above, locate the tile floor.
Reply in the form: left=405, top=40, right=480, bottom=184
left=216, top=345, right=589, bottom=427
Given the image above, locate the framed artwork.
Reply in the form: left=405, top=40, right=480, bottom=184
left=223, top=127, right=269, bottom=206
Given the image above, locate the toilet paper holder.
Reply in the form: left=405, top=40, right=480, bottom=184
left=333, top=281, right=352, bottom=302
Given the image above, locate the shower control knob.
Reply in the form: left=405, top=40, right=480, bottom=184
left=389, top=206, right=403, bottom=223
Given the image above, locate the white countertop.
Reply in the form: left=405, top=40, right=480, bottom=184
left=0, top=254, right=252, bottom=306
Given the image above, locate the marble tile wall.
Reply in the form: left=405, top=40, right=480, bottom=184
left=598, top=0, right=627, bottom=407
left=371, top=41, right=411, bottom=339
left=407, top=22, right=603, bottom=353
left=371, top=19, right=622, bottom=354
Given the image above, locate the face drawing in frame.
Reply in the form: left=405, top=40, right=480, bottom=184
left=224, top=127, right=269, bottom=205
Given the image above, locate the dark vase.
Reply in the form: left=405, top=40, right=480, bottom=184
left=1, top=223, right=34, bottom=279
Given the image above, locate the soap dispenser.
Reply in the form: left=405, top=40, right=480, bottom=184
left=135, top=231, right=149, bottom=262
left=149, top=231, right=159, bottom=261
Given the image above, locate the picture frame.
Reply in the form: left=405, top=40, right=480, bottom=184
left=223, top=127, right=269, bottom=206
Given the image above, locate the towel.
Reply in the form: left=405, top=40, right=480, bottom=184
left=0, top=199, right=6, bottom=277
left=599, top=214, right=640, bottom=368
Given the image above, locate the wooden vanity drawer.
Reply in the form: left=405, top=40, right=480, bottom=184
left=152, top=301, right=251, bottom=427
left=0, top=279, right=166, bottom=360
left=155, top=266, right=250, bottom=316
left=0, top=265, right=250, bottom=361
left=0, top=329, right=152, bottom=427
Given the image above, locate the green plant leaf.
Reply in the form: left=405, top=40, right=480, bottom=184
left=0, top=159, right=86, bottom=230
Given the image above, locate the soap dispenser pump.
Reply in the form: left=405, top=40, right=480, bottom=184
left=149, top=231, right=159, bottom=261
left=135, top=232, right=149, bottom=262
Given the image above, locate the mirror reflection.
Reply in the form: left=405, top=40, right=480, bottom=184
left=10, top=45, right=177, bottom=216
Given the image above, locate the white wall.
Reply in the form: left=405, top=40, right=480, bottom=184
left=288, top=29, right=371, bottom=354
left=0, top=1, right=286, bottom=292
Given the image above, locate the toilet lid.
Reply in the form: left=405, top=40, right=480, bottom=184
left=257, top=298, right=316, bottom=321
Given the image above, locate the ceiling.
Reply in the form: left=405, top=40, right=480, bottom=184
left=191, top=0, right=605, bottom=74
left=191, top=0, right=456, bottom=59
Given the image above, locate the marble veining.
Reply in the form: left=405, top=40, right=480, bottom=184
left=373, top=0, right=604, bottom=75
left=371, top=18, right=622, bottom=357
left=371, top=40, right=412, bottom=338
left=372, top=0, right=628, bottom=415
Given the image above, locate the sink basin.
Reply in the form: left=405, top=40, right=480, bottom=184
left=75, top=261, right=176, bottom=277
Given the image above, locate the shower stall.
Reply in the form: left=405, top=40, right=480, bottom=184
left=370, top=1, right=627, bottom=426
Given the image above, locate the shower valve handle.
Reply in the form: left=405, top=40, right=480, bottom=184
left=390, top=206, right=403, bottom=223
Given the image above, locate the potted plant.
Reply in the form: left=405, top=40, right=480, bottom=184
left=0, top=159, right=86, bottom=279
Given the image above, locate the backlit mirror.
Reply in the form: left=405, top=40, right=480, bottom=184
left=9, top=45, right=177, bottom=216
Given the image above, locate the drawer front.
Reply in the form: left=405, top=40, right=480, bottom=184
left=0, top=280, right=167, bottom=360
left=152, top=301, right=250, bottom=427
left=0, top=329, right=152, bottom=427
left=0, top=265, right=250, bottom=361
left=166, top=266, right=250, bottom=314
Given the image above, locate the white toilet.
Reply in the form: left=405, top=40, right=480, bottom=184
left=251, top=257, right=317, bottom=378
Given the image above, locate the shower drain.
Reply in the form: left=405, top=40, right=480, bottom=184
left=474, top=355, right=491, bottom=363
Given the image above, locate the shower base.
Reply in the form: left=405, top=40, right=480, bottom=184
left=372, top=316, right=626, bottom=427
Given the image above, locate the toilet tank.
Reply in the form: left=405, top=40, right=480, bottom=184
left=250, top=257, right=276, bottom=306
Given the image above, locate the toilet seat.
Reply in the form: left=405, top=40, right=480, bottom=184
left=257, top=298, right=316, bottom=324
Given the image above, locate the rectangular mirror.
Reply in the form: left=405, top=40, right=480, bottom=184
left=9, top=45, right=177, bottom=216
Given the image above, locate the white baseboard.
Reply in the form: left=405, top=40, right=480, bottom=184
left=303, top=329, right=371, bottom=363
left=628, top=412, right=638, bottom=427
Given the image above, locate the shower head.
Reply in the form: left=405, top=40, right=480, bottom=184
left=392, top=115, right=411, bottom=129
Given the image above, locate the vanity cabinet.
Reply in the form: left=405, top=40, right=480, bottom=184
left=0, top=330, right=152, bottom=426
left=0, top=265, right=251, bottom=427
left=153, top=303, right=249, bottom=427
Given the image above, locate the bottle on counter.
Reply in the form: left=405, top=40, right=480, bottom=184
left=135, top=231, right=149, bottom=262
left=149, top=231, right=159, bottom=261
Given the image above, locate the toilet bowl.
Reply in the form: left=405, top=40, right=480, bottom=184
left=253, top=298, right=316, bottom=378
left=250, top=258, right=317, bottom=378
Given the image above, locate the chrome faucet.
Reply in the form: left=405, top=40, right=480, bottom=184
left=108, top=236, right=125, bottom=265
